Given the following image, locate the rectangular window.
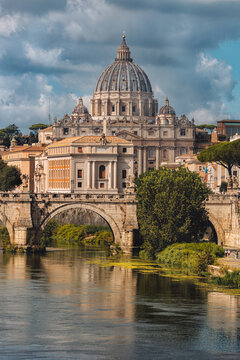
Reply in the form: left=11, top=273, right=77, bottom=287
left=123, top=147, right=127, bottom=153
left=149, top=148, right=154, bottom=158
left=77, top=169, right=83, bottom=178
left=112, top=131, right=116, bottom=136
left=122, top=105, right=126, bottom=112
left=122, top=170, right=127, bottom=178
left=100, top=183, right=105, bottom=188
left=78, top=147, right=83, bottom=153
left=122, top=182, right=126, bottom=188
left=112, top=105, right=115, bottom=112
left=63, top=128, right=69, bottom=135
left=134, top=131, right=138, bottom=136
left=180, top=128, right=186, bottom=136
left=78, top=182, right=82, bottom=188
left=132, top=105, right=136, bottom=113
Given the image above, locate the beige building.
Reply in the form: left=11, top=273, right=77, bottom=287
left=39, top=126, right=53, bottom=145
left=40, top=36, right=195, bottom=176
left=34, top=135, right=134, bottom=194
left=2, top=144, right=46, bottom=191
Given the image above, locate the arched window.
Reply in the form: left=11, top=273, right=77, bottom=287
left=99, top=165, right=105, bottom=179
left=165, top=119, right=169, bottom=124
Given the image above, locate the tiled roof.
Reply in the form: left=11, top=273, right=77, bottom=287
left=39, top=126, right=53, bottom=132
left=4, top=145, right=46, bottom=154
left=48, top=136, right=131, bottom=148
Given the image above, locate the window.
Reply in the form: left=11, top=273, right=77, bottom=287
left=122, top=170, right=127, bottom=178
left=134, top=149, right=137, bottom=157
left=134, top=131, right=138, bottom=136
left=77, top=169, right=83, bottom=178
left=122, top=182, right=126, bottom=188
left=180, top=148, right=186, bottom=155
left=112, top=105, right=115, bottom=112
left=78, top=147, right=82, bottom=153
left=149, top=161, right=154, bottom=164
left=100, top=183, right=105, bottom=188
left=99, top=165, right=105, bottom=179
left=78, top=182, right=82, bottom=188
left=132, top=105, right=136, bottom=113
left=112, top=131, right=116, bottom=136
left=123, top=147, right=127, bottom=153
left=233, top=170, right=238, bottom=176
left=63, top=128, right=69, bottom=135
left=149, top=148, right=154, bottom=158
left=180, top=128, right=186, bottom=136
left=122, top=105, right=126, bottom=112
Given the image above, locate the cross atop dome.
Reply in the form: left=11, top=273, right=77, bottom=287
left=116, top=33, right=132, bottom=61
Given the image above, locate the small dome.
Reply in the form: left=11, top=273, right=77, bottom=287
left=159, top=98, right=176, bottom=115
left=95, top=36, right=152, bottom=93
left=72, top=98, right=89, bottom=115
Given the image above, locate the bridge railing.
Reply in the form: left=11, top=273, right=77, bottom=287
left=0, top=192, right=136, bottom=202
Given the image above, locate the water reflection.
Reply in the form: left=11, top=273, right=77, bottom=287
left=0, top=250, right=240, bottom=359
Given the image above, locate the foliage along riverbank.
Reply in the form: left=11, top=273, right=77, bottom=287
left=41, top=219, right=113, bottom=249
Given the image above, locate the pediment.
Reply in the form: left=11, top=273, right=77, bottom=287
left=115, top=130, right=143, bottom=140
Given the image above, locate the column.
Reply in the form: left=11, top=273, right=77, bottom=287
left=87, top=161, right=91, bottom=189
left=156, top=147, right=160, bottom=169
left=113, top=161, right=117, bottom=189
left=143, top=148, right=147, bottom=173
left=109, top=161, right=113, bottom=189
left=138, top=147, right=142, bottom=175
left=92, top=161, right=96, bottom=189
left=129, top=101, right=132, bottom=116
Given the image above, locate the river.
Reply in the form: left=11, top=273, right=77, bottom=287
left=0, top=249, right=240, bottom=359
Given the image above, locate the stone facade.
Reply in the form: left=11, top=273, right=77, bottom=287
left=39, top=36, right=196, bottom=176
left=34, top=135, right=134, bottom=194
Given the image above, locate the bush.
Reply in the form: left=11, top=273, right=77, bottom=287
left=212, top=270, right=240, bottom=288
left=52, top=224, right=86, bottom=247
left=156, top=242, right=224, bottom=275
left=41, top=218, right=60, bottom=246
left=0, top=226, right=10, bottom=248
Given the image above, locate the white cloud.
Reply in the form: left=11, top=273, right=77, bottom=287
left=0, top=13, right=21, bottom=37
left=24, top=43, right=63, bottom=67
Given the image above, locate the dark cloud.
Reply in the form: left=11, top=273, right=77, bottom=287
left=0, top=0, right=66, bottom=15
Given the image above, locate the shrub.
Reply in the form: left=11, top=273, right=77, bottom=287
left=0, top=226, right=10, bottom=248
left=156, top=242, right=224, bottom=275
left=212, top=270, right=240, bottom=288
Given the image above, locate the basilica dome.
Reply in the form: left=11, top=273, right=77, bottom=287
left=95, top=35, right=152, bottom=93
left=91, top=36, right=158, bottom=121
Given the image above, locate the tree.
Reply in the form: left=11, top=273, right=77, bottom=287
left=135, top=167, right=210, bottom=259
left=0, top=160, right=22, bottom=191
left=196, top=124, right=216, bottom=133
left=197, top=140, right=240, bottom=186
left=0, top=124, right=21, bottom=147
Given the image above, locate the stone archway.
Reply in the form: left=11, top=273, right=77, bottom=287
left=40, top=203, right=122, bottom=244
left=208, top=213, right=225, bottom=245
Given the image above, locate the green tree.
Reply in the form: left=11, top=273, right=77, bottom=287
left=219, top=181, right=228, bottom=193
left=196, top=124, right=216, bottom=132
left=0, top=160, right=22, bottom=191
left=198, top=140, right=240, bottom=186
left=0, top=124, right=21, bottom=147
left=135, top=167, right=210, bottom=259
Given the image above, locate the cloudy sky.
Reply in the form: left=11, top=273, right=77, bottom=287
left=0, top=0, right=240, bottom=132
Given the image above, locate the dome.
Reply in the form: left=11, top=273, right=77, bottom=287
left=159, top=98, right=176, bottom=115
left=95, top=35, right=152, bottom=93
left=72, top=97, right=89, bottom=115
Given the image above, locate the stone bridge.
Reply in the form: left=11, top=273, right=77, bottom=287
left=0, top=192, right=138, bottom=253
left=1, top=192, right=240, bottom=251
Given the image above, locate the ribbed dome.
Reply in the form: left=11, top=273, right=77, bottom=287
left=159, top=98, right=176, bottom=115
left=95, top=36, right=152, bottom=93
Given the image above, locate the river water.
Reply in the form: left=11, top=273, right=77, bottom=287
left=0, top=249, right=240, bottom=360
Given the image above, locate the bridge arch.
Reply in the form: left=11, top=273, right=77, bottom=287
left=207, top=213, right=225, bottom=245
left=39, top=203, right=122, bottom=244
